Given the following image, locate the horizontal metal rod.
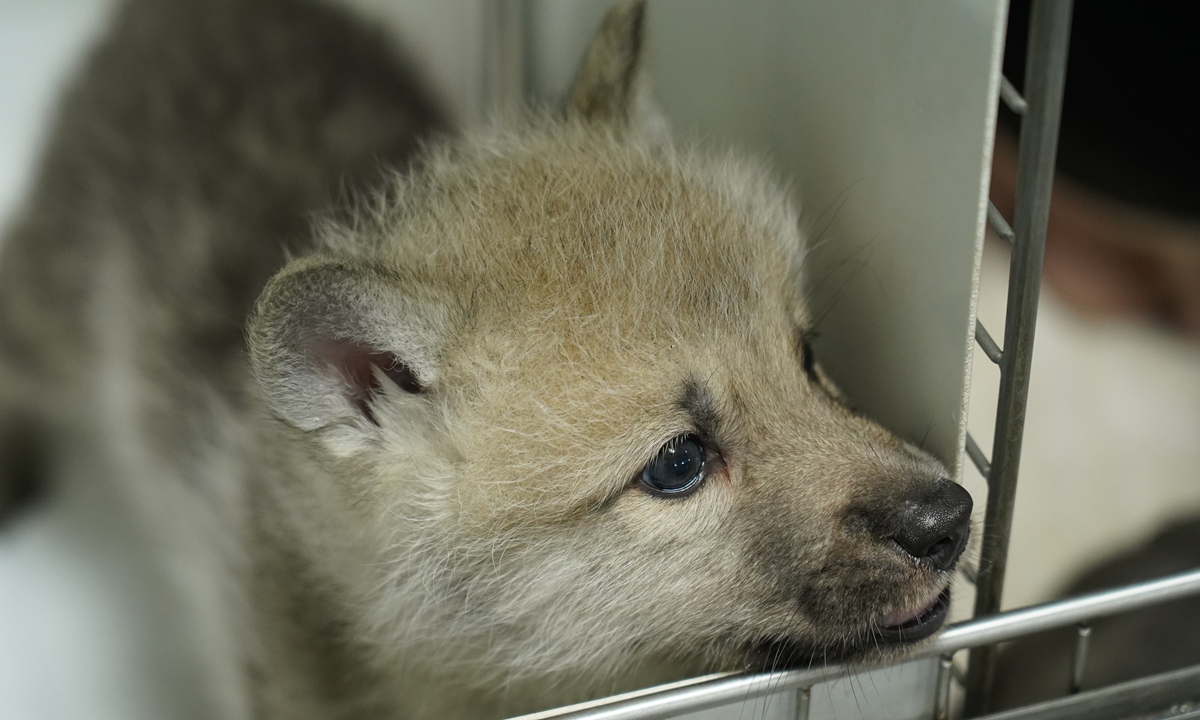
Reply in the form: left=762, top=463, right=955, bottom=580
left=933, top=567, right=1200, bottom=654
left=976, top=320, right=1004, bottom=364
left=509, top=673, right=740, bottom=720
left=986, top=201, right=1016, bottom=244
left=1000, top=75, right=1028, bottom=115
left=508, top=567, right=1200, bottom=720
left=511, top=669, right=829, bottom=720
left=966, top=432, right=992, bottom=478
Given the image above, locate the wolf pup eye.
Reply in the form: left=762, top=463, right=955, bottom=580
left=801, top=342, right=816, bottom=378
left=798, top=329, right=819, bottom=380
left=640, top=435, right=706, bottom=496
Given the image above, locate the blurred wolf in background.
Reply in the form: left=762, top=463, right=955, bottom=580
left=0, top=0, right=973, bottom=718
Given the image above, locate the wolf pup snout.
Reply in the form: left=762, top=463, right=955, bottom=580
left=846, top=478, right=973, bottom=644
left=887, top=479, right=974, bottom=572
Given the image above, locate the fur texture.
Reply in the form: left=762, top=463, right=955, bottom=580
left=0, top=1, right=966, bottom=718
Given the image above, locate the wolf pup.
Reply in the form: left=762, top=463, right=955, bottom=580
left=0, top=0, right=972, bottom=718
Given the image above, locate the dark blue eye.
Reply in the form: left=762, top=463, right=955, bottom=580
left=640, top=435, right=706, bottom=496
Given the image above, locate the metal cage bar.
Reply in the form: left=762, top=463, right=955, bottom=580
left=963, top=0, right=1074, bottom=714
left=509, top=568, right=1200, bottom=720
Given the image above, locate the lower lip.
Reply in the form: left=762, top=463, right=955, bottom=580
left=874, top=589, right=951, bottom=644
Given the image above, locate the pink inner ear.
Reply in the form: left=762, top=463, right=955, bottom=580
left=311, top=338, right=423, bottom=425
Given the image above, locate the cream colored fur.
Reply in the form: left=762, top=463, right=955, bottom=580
left=246, top=34, right=953, bottom=720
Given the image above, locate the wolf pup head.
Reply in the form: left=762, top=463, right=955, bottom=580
left=248, top=0, right=970, bottom=710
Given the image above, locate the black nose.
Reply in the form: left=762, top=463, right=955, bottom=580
left=889, top=479, right=972, bottom=571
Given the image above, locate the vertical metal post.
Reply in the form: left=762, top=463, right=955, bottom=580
left=1069, top=623, right=1092, bottom=694
left=794, top=686, right=812, bottom=720
left=934, top=654, right=955, bottom=720
left=963, top=0, right=1073, bottom=715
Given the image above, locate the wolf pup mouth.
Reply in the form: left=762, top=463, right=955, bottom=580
left=874, top=588, right=951, bottom=644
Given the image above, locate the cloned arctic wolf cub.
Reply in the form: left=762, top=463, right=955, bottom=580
left=0, top=0, right=972, bottom=718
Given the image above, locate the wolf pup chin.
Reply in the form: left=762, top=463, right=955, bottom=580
left=0, top=0, right=971, bottom=718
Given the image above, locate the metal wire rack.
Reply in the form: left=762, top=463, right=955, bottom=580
left=505, top=1, right=1200, bottom=718
left=962, top=0, right=1075, bottom=713
left=512, top=568, right=1200, bottom=720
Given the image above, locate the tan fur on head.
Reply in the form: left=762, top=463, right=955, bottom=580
left=245, top=5, right=966, bottom=716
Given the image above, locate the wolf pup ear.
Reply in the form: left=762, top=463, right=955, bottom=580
left=247, top=257, right=445, bottom=435
left=567, top=0, right=665, bottom=135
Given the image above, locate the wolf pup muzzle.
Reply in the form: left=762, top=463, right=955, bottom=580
left=871, top=479, right=972, bottom=643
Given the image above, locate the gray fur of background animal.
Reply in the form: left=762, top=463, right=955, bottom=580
left=0, top=0, right=445, bottom=515
left=0, top=1, right=970, bottom=718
